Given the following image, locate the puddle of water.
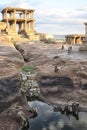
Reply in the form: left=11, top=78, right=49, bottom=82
left=25, top=100, right=87, bottom=130
left=58, top=46, right=87, bottom=61
left=58, top=51, right=87, bottom=61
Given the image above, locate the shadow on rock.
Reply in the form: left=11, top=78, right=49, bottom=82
left=38, top=75, right=74, bottom=88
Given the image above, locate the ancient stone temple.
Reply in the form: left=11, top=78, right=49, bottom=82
left=1, top=7, right=39, bottom=40
left=65, top=34, right=85, bottom=44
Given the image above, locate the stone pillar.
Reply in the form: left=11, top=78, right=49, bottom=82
left=27, top=22, right=28, bottom=30
left=28, top=22, right=30, bottom=31
left=13, top=9, right=16, bottom=19
left=78, top=37, right=80, bottom=44
left=24, top=10, right=27, bottom=19
left=13, top=20, right=16, bottom=31
left=80, top=37, right=82, bottom=44
left=20, top=13, right=22, bottom=19
left=10, top=12, right=13, bottom=18
left=84, top=23, right=87, bottom=43
left=26, top=22, right=29, bottom=31
left=6, top=19, right=8, bottom=30
left=21, top=23, right=23, bottom=30
left=70, top=37, right=72, bottom=44
left=71, top=37, right=73, bottom=44
left=23, top=21, right=27, bottom=32
left=79, top=24, right=87, bottom=50
left=29, top=22, right=31, bottom=30
left=19, top=23, right=22, bottom=31
left=4, top=9, right=7, bottom=19
left=31, top=21, right=34, bottom=31
left=73, top=37, right=75, bottom=44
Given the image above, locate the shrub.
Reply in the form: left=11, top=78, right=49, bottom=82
left=21, top=65, right=37, bottom=74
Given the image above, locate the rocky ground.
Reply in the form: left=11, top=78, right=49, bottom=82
left=0, top=37, right=37, bottom=130
left=0, top=34, right=87, bottom=130
left=16, top=42, right=87, bottom=110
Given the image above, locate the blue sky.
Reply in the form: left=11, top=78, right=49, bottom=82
left=0, top=0, right=87, bottom=34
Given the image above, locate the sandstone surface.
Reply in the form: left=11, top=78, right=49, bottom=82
left=0, top=42, right=32, bottom=130
left=16, top=42, right=87, bottom=110
left=79, top=44, right=87, bottom=51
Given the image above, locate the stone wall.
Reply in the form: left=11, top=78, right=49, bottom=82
left=65, top=34, right=85, bottom=44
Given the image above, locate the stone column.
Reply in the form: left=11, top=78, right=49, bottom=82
left=79, top=24, right=87, bottom=50
left=4, top=9, right=7, bottom=19
left=73, top=37, right=75, bottom=44
left=19, top=23, right=22, bottom=31
left=6, top=19, right=8, bottom=30
left=29, top=22, right=31, bottom=30
left=70, top=37, right=73, bottom=44
left=13, top=9, right=16, bottom=19
left=20, top=13, right=22, bottom=19
left=28, top=22, right=30, bottom=31
left=78, top=37, right=80, bottom=44
left=26, top=22, right=29, bottom=31
left=13, top=20, right=16, bottom=31
left=84, top=23, right=87, bottom=43
left=31, top=21, right=34, bottom=31
left=24, top=21, right=27, bottom=32
left=24, top=10, right=27, bottom=19
left=10, top=12, right=13, bottom=18
left=27, top=22, right=29, bottom=30
left=2, top=13, right=4, bottom=19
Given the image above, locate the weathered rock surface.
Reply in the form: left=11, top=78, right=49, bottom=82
left=37, top=61, right=87, bottom=107
left=79, top=44, right=87, bottom=51
left=0, top=46, right=24, bottom=71
left=16, top=42, right=87, bottom=110
left=0, top=33, right=13, bottom=46
left=15, top=42, right=48, bottom=62
left=0, top=44, right=32, bottom=130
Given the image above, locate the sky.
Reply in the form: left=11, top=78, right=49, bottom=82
left=0, top=0, right=87, bottom=35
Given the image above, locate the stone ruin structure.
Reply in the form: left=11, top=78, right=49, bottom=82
left=84, top=23, right=87, bottom=43
left=0, top=7, right=39, bottom=40
left=79, top=23, right=87, bottom=51
left=65, top=34, right=85, bottom=44
left=0, top=21, right=7, bottom=30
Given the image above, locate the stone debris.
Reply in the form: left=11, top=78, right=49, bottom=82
left=20, top=72, right=40, bottom=97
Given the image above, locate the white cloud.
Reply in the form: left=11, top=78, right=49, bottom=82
left=0, top=0, right=34, bottom=10
left=35, top=7, right=87, bottom=34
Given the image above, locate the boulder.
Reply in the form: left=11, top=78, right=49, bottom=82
left=0, top=46, right=24, bottom=68
left=14, top=42, right=45, bottom=62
